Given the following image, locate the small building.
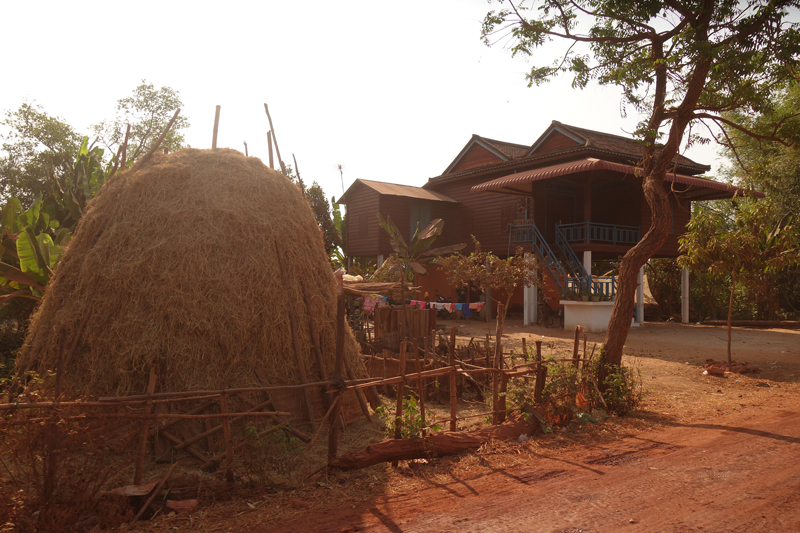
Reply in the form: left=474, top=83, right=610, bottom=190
left=337, top=121, right=760, bottom=327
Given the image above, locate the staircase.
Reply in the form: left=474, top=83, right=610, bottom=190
left=509, top=222, right=617, bottom=299
left=508, top=223, right=592, bottom=295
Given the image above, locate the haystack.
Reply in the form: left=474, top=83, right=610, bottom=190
left=17, top=148, right=365, bottom=426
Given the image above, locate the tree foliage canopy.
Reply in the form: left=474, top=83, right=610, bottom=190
left=482, top=0, right=800, bottom=363
left=0, top=103, right=82, bottom=204
left=91, top=81, right=189, bottom=165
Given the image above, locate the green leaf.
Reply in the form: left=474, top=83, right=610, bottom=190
left=17, top=227, right=48, bottom=275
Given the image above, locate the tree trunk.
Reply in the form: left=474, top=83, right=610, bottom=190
left=603, top=173, right=673, bottom=366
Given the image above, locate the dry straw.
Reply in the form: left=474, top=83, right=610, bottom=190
left=18, top=148, right=363, bottom=398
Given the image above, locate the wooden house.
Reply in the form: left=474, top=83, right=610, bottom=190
left=337, top=121, right=761, bottom=324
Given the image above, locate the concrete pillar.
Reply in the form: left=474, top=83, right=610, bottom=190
left=681, top=267, right=690, bottom=323
left=523, top=260, right=538, bottom=326
left=635, top=266, right=645, bottom=326
left=377, top=254, right=384, bottom=268
left=582, top=250, right=592, bottom=276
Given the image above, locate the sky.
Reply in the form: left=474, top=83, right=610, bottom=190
left=1, top=0, right=725, bottom=202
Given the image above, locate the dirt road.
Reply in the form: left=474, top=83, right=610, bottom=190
left=271, top=398, right=800, bottom=533
left=138, top=321, right=800, bottom=533
left=269, top=321, right=800, bottom=533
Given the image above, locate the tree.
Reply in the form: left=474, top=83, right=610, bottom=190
left=0, top=103, right=82, bottom=204
left=91, top=80, right=189, bottom=165
left=306, top=182, right=343, bottom=256
left=679, top=201, right=800, bottom=364
left=438, top=238, right=540, bottom=322
left=482, top=0, right=800, bottom=368
left=720, top=81, right=800, bottom=224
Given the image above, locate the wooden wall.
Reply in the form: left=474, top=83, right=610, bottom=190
left=344, top=185, right=380, bottom=257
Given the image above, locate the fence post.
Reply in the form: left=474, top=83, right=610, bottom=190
left=413, top=338, right=426, bottom=436
left=219, top=383, right=234, bottom=482
left=134, top=365, right=158, bottom=485
left=534, top=340, right=546, bottom=404
left=392, top=341, right=407, bottom=468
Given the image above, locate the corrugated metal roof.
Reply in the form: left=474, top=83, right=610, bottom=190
left=470, top=158, right=764, bottom=199
left=338, top=179, right=459, bottom=204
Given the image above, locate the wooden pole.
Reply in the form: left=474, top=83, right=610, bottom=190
left=449, top=327, right=457, bottom=432
left=572, top=326, right=581, bottom=368
left=243, top=141, right=248, bottom=157
left=522, top=338, right=528, bottom=361
left=212, top=105, right=221, bottom=149
left=492, top=304, right=504, bottom=425
left=498, top=372, right=509, bottom=423
left=392, top=341, right=408, bottom=468
left=275, top=242, right=317, bottom=428
left=534, top=340, right=546, bottom=404
left=413, top=338, right=426, bottom=436
left=267, top=131, right=274, bottom=169
left=131, top=462, right=178, bottom=523
left=263, top=103, right=287, bottom=174
left=134, top=365, right=158, bottom=485
left=327, top=291, right=346, bottom=462
left=219, top=384, right=234, bottom=482
left=127, top=109, right=180, bottom=175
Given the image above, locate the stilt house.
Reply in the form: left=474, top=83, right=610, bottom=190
left=337, top=121, right=761, bottom=325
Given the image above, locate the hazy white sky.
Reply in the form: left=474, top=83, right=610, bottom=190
left=2, top=0, right=723, bottom=201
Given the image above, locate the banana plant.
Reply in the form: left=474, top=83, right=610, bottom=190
left=0, top=197, right=71, bottom=303
left=376, top=214, right=465, bottom=282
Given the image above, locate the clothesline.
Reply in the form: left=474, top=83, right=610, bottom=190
left=360, top=294, right=486, bottom=317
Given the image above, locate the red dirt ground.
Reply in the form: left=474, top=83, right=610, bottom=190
left=138, top=321, right=800, bottom=533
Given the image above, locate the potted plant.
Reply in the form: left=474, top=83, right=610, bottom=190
left=580, top=288, right=591, bottom=301
left=590, top=292, right=601, bottom=302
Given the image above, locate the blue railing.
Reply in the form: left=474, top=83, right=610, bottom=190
left=558, top=222, right=640, bottom=246
left=509, top=224, right=572, bottom=292
left=554, top=225, right=591, bottom=288
left=510, top=223, right=618, bottom=298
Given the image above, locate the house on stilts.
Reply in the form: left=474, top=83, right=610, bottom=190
left=337, top=121, right=762, bottom=331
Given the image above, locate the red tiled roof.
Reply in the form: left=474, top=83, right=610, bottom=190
left=545, top=122, right=709, bottom=171
left=470, top=158, right=763, bottom=200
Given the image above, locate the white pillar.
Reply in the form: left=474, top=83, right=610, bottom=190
left=377, top=254, right=384, bottom=268
left=681, top=267, right=690, bottom=323
left=636, top=266, right=645, bottom=326
left=583, top=250, right=592, bottom=276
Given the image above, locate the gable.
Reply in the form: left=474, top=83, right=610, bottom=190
left=528, top=129, right=584, bottom=157
left=447, top=143, right=507, bottom=175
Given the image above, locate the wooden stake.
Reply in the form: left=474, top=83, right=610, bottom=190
left=413, top=338, right=426, bottom=436
left=243, top=141, right=248, bottom=157
left=534, top=340, right=546, bottom=404
left=572, top=325, right=581, bottom=367
left=263, top=103, right=287, bottom=174
left=522, top=338, right=528, bottom=361
left=128, top=109, right=180, bottom=175
left=132, top=462, right=178, bottom=523
left=392, top=341, right=407, bottom=468
left=267, top=130, right=274, bottom=169
left=212, top=105, right=221, bottom=149
left=219, top=384, right=234, bottom=482
left=498, top=372, right=509, bottom=423
left=134, top=365, right=159, bottom=485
